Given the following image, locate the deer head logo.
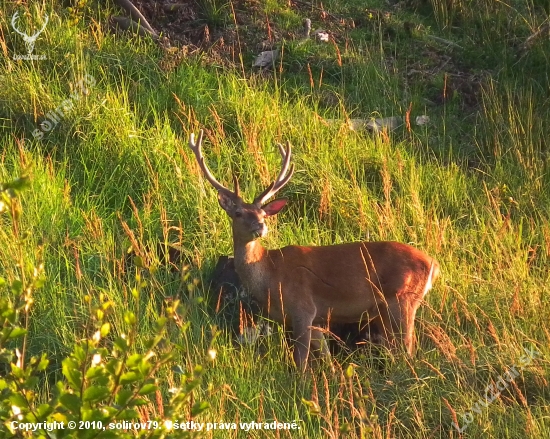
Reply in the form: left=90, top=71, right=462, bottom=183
left=11, top=12, right=49, bottom=55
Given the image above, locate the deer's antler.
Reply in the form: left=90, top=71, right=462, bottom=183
left=30, top=14, right=49, bottom=39
left=189, top=130, right=239, bottom=200
left=11, top=12, right=26, bottom=38
left=254, top=141, right=295, bottom=206
left=11, top=12, right=49, bottom=38
left=11, top=12, right=49, bottom=54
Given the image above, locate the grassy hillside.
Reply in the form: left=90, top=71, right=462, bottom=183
left=1, top=0, right=549, bottom=437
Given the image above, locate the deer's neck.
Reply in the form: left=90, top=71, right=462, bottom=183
left=233, top=238, right=266, bottom=267
left=232, top=237, right=269, bottom=295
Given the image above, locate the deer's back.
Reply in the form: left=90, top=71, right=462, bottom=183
left=264, top=241, right=437, bottom=323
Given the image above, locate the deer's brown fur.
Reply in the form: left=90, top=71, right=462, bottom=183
left=189, top=129, right=439, bottom=371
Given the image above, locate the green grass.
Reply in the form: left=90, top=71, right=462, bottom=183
left=1, top=0, right=549, bottom=437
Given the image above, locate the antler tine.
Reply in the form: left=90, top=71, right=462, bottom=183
left=189, top=130, right=238, bottom=199
left=31, top=14, right=49, bottom=38
left=11, top=12, right=26, bottom=37
left=232, top=173, right=240, bottom=198
left=268, top=141, right=292, bottom=191
left=11, top=12, right=49, bottom=38
left=277, top=142, right=287, bottom=160
left=254, top=141, right=294, bottom=206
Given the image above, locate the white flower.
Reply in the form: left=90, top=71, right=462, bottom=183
left=11, top=405, right=23, bottom=420
left=92, top=331, right=101, bottom=342
left=91, top=353, right=102, bottom=366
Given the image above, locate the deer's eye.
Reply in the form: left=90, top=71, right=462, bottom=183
left=234, top=211, right=242, bottom=218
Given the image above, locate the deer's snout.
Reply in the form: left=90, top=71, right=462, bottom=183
left=251, top=222, right=267, bottom=238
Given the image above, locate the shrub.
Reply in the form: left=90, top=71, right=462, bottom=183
left=0, top=178, right=210, bottom=438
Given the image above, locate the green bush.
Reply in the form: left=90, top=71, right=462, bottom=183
left=0, top=178, right=210, bottom=438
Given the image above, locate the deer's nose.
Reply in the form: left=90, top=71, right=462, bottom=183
left=252, top=223, right=267, bottom=238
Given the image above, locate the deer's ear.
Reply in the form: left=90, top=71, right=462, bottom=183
left=263, top=198, right=288, bottom=216
left=218, top=192, right=236, bottom=213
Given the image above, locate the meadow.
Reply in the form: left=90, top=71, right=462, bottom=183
left=1, top=0, right=549, bottom=437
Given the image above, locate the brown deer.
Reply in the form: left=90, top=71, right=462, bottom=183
left=189, top=130, right=439, bottom=371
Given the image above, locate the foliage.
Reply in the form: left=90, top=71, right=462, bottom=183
left=0, top=180, right=210, bottom=438
left=1, top=0, right=549, bottom=438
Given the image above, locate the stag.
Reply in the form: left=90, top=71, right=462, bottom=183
left=11, top=12, right=49, bottom=54
left=189, top=130, right=439, bottom=371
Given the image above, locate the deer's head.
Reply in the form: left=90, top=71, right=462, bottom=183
left=11, top=12, right=49, bottom=54
left=189, top=130, right=294, bottom=243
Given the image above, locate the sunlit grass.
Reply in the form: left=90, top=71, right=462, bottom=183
left=1, top=0, right=549, bottom=437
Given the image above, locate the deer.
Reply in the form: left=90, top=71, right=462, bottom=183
left=11, top=12, right=49, bottom=55
left=189, top=129, right=439, bottom=371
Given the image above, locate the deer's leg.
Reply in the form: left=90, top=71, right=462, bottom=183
left=371, top=305, right=397, bottom=351
left=360, top=317, right=383, bottom=346
left=403, top=297, right=422, bottom=355
left=388, top=294, right=422, bottom=355
left=292, top=312, right=315, bottom=372
left=310, top=328, right=330, bottom=358
left=311, top=327, right=335, bottom=371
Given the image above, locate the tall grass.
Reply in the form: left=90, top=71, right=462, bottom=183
left=1, top=0, right=549, bottom=437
